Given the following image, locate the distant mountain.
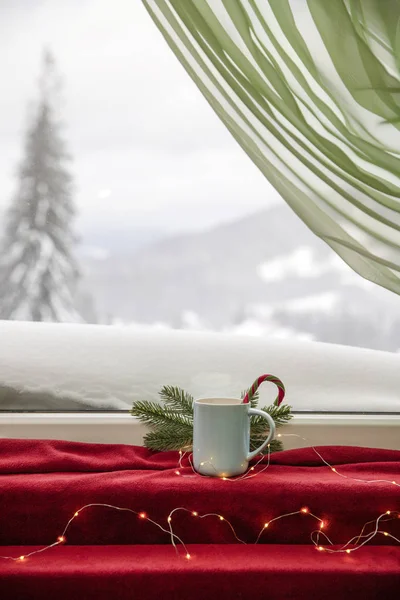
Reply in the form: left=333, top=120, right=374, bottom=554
left=78, top=223, right=165, bottom=255
left=80, top=204, right=400, bottom=351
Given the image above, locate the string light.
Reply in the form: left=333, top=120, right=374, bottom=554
left=311, top=511, right=400, bottom=554
left=188, top=446, right=271, bottom=482
left=0, top=503, right=190, bottom=562
left=276, top=433, right=400, bottom=488
left=74, top=512, right=79, bottom=517
left=167, top=507, right=247, bottom=546
left=175, top=471, right=180, bottom=476
left=255, top=508, right=324, bottom=544
left=0, top=504, right=399, bottom=564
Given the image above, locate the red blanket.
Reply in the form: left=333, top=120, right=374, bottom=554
left=1, top=545, right=399, bottom=600
left=0, top=439, right=399, bottom=599
left=0, top=439, right=399, bottom=546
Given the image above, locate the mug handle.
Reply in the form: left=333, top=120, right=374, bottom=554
left=246, top=408, right=275, bottom=461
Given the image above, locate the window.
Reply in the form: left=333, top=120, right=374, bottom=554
left=0, top=1, right=399, bottom=426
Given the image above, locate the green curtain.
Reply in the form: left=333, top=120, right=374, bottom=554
left=143, top=0, right=400, bottom=294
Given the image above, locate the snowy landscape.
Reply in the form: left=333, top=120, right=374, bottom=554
left=0, top=1, right=399, bottom=359
left=0, top=47, right=399, bottom=353
left=78, top=203, right=400, bottom=353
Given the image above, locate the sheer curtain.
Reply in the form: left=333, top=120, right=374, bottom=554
left=143, top=0, right=400, bottom=294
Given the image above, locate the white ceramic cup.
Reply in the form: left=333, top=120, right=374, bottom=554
left=193, top=397, right=275, bottom=477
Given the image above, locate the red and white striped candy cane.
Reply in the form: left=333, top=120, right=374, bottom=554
left=242, top=374, right=285, bottom=406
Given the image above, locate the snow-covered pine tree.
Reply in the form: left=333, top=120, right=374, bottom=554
left=0, top=50, right=82, bottom=322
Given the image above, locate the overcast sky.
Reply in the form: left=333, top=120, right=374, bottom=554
left=0, top=0, right=280, bottom=235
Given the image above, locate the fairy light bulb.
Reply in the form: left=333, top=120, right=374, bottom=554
left=346, top=549, right=351, bottom=554
left=319, top=521, right=324, bottom=529
left=386, top=511, right=391, bottom=515
left=167, top=517, right=172, bottom=523
left=264, top=523, right=269, bottom=529
left=175, top=470, right=180, bottom=476
left=222, top=477, right=227, bottom=481
left=301, top=507, right=309, bottom=514
left=57, top=536, right=65, bottom=543
left=317, top=546, right=324, bottom=551
left=74, top=512, right=79, bottom=517
left=185, top=553, right=191, bottom=560
left=383, top=532, right=389, bottom=536
left=192, top=511, right=198, bottom=517
left=139, top=512, right=147, bottom=519
left=331, top=468, right=337, bottom=473
left=19, top=555, right=25, bottom=561
left=219, top=516, right=224, bottom=521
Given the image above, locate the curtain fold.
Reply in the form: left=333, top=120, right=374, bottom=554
left=143, top=0, right=400, bottom=294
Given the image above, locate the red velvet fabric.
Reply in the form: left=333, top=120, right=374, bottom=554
left=0, top=439, right=398, bottom=546
left=1, top=545, right=399, bottom=600
left=0, top=439, right=399, bottom=599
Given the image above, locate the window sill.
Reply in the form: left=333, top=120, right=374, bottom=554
left=1, top=413, right=399, bottom=450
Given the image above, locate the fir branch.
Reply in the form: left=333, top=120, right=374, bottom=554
left=130, top=400, right=193, bottom=428
left=144, top=427, right=193, bottom=452
left=159, top=386, right=194, bottom=415
left=250, top=403, right=292, bottom=436
left=260, top=403, right=293, bottom=425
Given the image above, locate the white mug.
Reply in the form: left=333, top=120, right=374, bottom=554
left=193, top=397, right=275, bottom=477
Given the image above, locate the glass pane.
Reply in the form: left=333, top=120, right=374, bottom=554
left=0, top=1, right=398, bottom=411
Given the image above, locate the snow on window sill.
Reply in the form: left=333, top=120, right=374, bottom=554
left=0, top=320, right=399, bottom=414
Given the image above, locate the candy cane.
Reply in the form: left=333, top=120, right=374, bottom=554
left=242, top=374, right=285, bottom=406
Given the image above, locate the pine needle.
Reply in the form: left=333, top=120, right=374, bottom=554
left=130, top=400, right=193, bottom=428
left=159, top=386, right=194, bottom=415
left=250, top=403, right=292, bottom=436
left=144, top=427, right=193, bottom=452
